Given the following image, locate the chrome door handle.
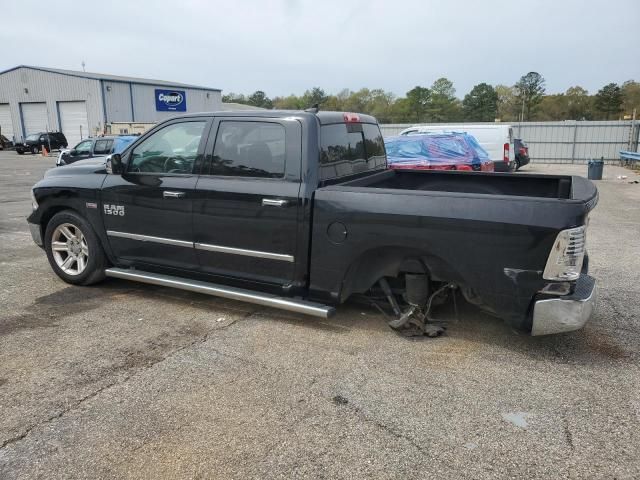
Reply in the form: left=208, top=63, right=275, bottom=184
left=262, top=198, right=289, bottom=207
left=163, top=191, right=186, bottom=199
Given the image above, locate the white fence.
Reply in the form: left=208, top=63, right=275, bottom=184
left=379, top=121, right=640, bottom=164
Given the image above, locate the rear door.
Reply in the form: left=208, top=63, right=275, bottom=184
left=193, top=117, right=302, bottom=286
left=101, top=118, right=211, bottom=271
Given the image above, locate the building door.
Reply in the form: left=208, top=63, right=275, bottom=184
left=0, top=104, right=14, bottom=142
left=20, top=103, right=48, bottom=140
left=58, top=101, right=89, bottom=146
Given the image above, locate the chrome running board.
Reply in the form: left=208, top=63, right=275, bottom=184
left=104, top=268, right=335, bottom=319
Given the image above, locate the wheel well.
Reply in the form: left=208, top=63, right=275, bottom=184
left=339, top=247, right=462, bottom=302
left=39, top=206, right=80, bottom=233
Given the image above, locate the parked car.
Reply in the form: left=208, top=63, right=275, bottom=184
left=0, top=134, right=13, bottom=150
left=15, top=132, right=68, bottom=154
left=384, top=133, right=493, bottom=172
left=400, top=124, right=516, bottom=172
left=28, top=110, right=597, bottom=337
left=514, top=138, right=530, bottom=170
left=57, top=136, right=138, bottom=166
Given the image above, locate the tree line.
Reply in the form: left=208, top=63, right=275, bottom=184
left=222, top=72, right=640, bottom=123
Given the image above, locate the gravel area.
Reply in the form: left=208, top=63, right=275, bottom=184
left=1, top=151, right=639, bottom=479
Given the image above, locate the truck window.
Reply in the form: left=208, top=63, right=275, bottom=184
left=210, top=121, right=285, bottom=178
left=320, top=123, right=386, bottom=181
left=129, top=121, right=206, bottom=174
left=94, top=139, right=113, bottom=155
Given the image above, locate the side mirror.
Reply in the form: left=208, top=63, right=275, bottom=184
left=106, top=153, right=123, bottom=174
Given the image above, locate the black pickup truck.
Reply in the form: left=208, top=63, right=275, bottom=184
left=27, top=111, right=598, bottom=336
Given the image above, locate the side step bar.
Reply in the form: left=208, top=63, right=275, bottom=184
left=104, top=268, right=336, bottom=319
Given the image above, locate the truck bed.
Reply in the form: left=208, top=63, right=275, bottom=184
left=340, top=169, right=575, bottom=199
left=310, top=169, right=598, bottom=330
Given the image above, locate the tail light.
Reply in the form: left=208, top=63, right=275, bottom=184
left=503, top=143, right=509, bottom=162
left=543, top=226, right=586, bottom=281
left=343, top=113, right=360, bottom=123
left=456, top=165, right=473, bottom=171
left=519, top=147, right=528, bottom=156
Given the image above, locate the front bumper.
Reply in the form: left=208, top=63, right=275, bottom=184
left=28, top=222, right=43, bottom=247
left=531, top=274, right=597, bottom=335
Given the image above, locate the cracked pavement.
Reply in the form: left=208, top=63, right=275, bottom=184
left=1, top=152, right=639, bottom=479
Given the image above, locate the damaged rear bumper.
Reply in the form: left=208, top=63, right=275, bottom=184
left=531, top=274, right=597, bottom=336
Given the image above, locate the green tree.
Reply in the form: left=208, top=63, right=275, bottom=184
left=537, top=94, right=568, bottom=120
left=621, top=80, right=640, bottom=118
left=565, top=86, right=592, bottom=120
left=272, top=94, right=304, bottom=110
left=462, top=83, right=498, bottom=121
left=594, top=83, right=623, bottom=119
left=301, top=87, right=328, bottom=108
left=515, top=72, right=546, bottom=120
left=247, top=90, right=273, bottom=109
left=495, top=85, right=517, bottom=121
left=222, top=92, right=247, bottom=104
left=428, top=77, right=461, bottom=121
left=405, top=86, right=431, bottom=122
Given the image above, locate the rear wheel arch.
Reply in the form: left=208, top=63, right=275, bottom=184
left=338, top=246, right=463, bottom=302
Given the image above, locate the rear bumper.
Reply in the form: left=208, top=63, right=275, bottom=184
left=531, top=274, right=597, bottom=335
left=493, top=160, right=513, bottom=172
left=28, top=222, right=43, bottom=247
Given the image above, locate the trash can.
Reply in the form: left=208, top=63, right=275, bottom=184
left=588, top=158, right=604, bottom=180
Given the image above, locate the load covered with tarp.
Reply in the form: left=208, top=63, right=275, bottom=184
left=384, top=132, right=493, bottom=172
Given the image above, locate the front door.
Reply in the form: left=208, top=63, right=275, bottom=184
left=193, top=118, right=301, bottom=286
left=101, top=118, right=210, bottom=271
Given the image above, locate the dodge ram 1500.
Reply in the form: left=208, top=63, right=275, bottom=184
left=27, top=110, right=598, bottom=336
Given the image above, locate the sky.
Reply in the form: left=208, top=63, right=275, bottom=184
left=1, top=0, right=638, bottom=99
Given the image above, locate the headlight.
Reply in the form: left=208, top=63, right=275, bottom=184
left=30, top=189, right=39, bottom=211
left=543, top=226, right=586, bottom=281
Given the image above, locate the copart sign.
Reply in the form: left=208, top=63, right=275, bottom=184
left=155, top=89, right=187, bottom=112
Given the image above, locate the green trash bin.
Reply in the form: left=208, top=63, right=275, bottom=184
left=588, top=158, right=604, bottom=180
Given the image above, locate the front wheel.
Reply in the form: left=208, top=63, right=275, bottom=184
left=44, top=211, right=108, bottom=285
left=30, top=146, right=39, bottom=154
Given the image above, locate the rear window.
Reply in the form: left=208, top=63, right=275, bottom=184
left=320, top=123, right=386, bottom=180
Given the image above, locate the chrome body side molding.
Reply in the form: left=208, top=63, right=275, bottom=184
left=194, top=242, right=294, bottom=263
left=106, top=230, right=193, bottom=248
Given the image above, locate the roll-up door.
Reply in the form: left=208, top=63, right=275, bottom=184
left=58, top=101, right=89, bottom=147
left=21, top=103, right=48, bottom=139
left=0, top=104, right=14, bottom=141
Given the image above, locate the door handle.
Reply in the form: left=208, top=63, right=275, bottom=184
left=262, top=198, right=289, bottom=207
left=163, top=191, right=186, bottom=199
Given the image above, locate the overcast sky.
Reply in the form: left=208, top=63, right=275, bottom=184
left=2, top=0, right=638, bottom=98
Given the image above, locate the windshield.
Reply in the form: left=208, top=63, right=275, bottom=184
left=113, top=137, right=136, bottom=153
left=319, top=122, right=386, bottom=181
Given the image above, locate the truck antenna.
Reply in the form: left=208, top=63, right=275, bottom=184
left=305, top=103, right=320, bottom=113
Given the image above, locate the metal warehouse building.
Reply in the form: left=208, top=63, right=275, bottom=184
left=0, top=65, right=222, bottom=146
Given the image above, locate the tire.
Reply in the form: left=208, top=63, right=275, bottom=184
left=16, top=149, right=24, bottom=155
left=30, top=146, right=39, bottom=155
left=44, top=210, right=108, bottom=285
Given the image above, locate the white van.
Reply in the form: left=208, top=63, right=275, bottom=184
left=399, top=124, right=516, bottom=172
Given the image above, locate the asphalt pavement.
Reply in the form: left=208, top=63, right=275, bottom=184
left=1, top=151, right=639, bottom=479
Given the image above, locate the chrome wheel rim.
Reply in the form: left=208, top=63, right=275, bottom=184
left=51, top=223, right=89, bottom=276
